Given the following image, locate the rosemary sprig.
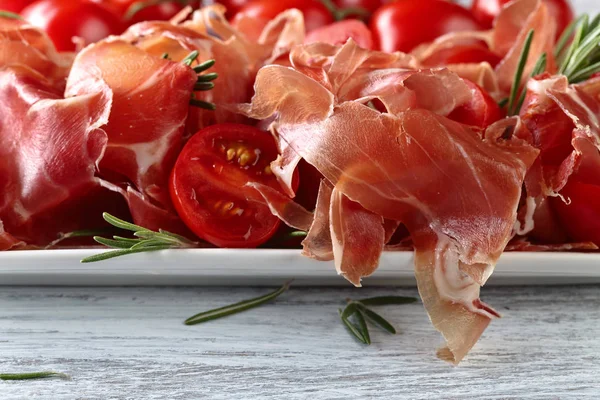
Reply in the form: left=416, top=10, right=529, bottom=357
left=339, top=296, right=417, bottom=344
left=45, top=227, right=117, bottom=249
left=559, top=14, right=600, bottom=82
left=80, top=213, right=197, bottom=263
left=0, top=372, right=70, bottom=381
left=184, top=280, right=293, bottom=325
left=507, top=29, right=535, bottom=116
left=179, top=52, right=218, bottom=110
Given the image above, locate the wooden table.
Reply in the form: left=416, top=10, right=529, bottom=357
left=1, top=285, right=599, bottom=399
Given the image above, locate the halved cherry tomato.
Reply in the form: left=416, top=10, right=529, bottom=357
left=421, top=42, right=502, bottom=67
left=370, top=0, right=484, bottom=53
left=170, top=123, right=294, bottom=248
left=471, top=0, right=573, bottom=39
left=0, top=0, right=34, bottom=12
left=21, top=0, right=123, bottom=51
left=448, top=80, right=503, bottom=128
left=550, top=180, right=600, bottom=246
left=304, top=19, right=373, bottom=49
left=233, top=0, right=334, bottom=33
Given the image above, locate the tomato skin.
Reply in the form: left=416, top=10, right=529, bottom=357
left=0, top=0, right=34, bottom=12
left=421, top=42, right=502, bottom=67
left=233, top=0, right=334, bottom=33
left=333, top=0, right=384, bottom=14
left=471, top=0, right=573, bottom=38
left=370, top=0, right=484, bottom=53
left=21, top=0, right=123, bottom=51
left=170, top=124, right=292, bottom=248
left=550, top=180, right=600, bottom=246
left=448, top=80, right=503, bottom=128
left=304, top=19, right=373, bottom=49
left=127, top=1, right=184, bottom=24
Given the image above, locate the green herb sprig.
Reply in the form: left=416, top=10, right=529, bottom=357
left=179, top=51, right=218, bottom=110
left=80, top=213, right=197, bottom=263
left=184, top=280, right=292, bottom=325
left=558, top=14, right=600, bottom=83
left=0, top=372, right=70, bottom=381
left=339, top=296, right=417, bottom=344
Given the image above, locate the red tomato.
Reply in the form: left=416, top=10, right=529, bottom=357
left=233, top=0, right=334, bottom=33
left=0, top=0, right=34, bottom=12
left=448, top=80, right=503, bottom=128
left=422, top=42, right=502, bottom=67
left=21, top=0, right=123, bottom=51
left=550, top=180, right=600, bottom=246
left=170, top=124, right=291, bottom=248
left=333, top=0, right=384, bottom=14
left=127, top=1, right=184, bottom=24
left=209, top=0, right=252, bottom=17
left=304, top=19, right=373, bottom=49
left=370, top=0, right=484, bottom=53
left=471, top=0, right=573, bottom=38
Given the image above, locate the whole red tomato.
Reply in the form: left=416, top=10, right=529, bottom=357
left=471, top=0, right=573, bottom=38
left=21, top=0, right=123, bottom=51
left=0, top=0, right=34, bottom=12
left=421, top=42, right=502, bottom=67
left=304, top=19, right=373, bottom=49
left=370, top=0, right=484, bottom=53
left=126, top=1, right=184, bottom=24
left=170, top=123, right=296, bottom=248
left=208, top=0, right=252, bottom=17
left=550, top=180, right=600, bottom=246
left=233, top=0, right=334, bottom=33
left=332, top=0, right=386, bottom=19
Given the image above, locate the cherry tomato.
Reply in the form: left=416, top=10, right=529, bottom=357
left=170, top=123, right=292, bottom=248
left=233, top=0, right=334, bottom=33
left=304, top=19, right=373, bottom=49
left=333, top=0, right=384, bottom=14
left=22, top=0, right=124, bottom=51
left=370, top=0, right=484, bottom=53
left=471, top=0, right=573, bottom=38
left=550, top=180, right=600, bottom=246
left=421, top=42, right=502, bottom=67
left=206, top=0, right=252, bottom=18
left=127, top=1, right=184, bottom=24
left=0, top=0, right=34, bottom=13
left=448, top=79, right=503, bottom=128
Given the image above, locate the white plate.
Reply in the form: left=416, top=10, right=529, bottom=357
left=0, top=249, right=599, bottom=286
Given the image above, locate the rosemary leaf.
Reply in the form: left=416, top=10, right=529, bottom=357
left=498, top=98, right=509, bottom=108
left=190, top=99, right=217, bottom=110
left=353, top=308, right=371, bottom=344
left=0, top=11, right=23, bottom=20
left=161, top=53, right=170, bottom=60
left=184, top=280, right=292, bottom=325
left=356, top=296, right=417, bottom=306
left=356, top=305, right=397, bottom=334
left=181, top=50, right=199, bottom=67
left=514, top=52, right=548, bottom=113
left=570, top=59, right=600, bottom=82
left=338, top=307, right=369, bottom=344
left=197, top=72, right=219, bottom=82
left=0, top=372, right=70, bottom=381
left=194, top=82, right=215, bottom=91
left=193, top=59, right=216, bottom=73
left=555, top=15, right=585, bottom=60
left=93, top=236, right=135, bottom=249
left=560, top=15, right=588, bottom=73
left=102, top=213, right=145, bottom=233
left=508, top=29, right=535, bottom=116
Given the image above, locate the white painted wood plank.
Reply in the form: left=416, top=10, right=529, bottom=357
left=1, top=286, right=599, bottom=399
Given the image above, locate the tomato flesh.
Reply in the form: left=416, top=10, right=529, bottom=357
left=304, top=19, right=373, bottom=49
left=550, top=180, right=600, bottom=246
left=170, top=124, right=289, bottom=248
left=21, top=0, right=123, bottom=51
left=0, top=0, right=34, bottom=12
left=370, top=0, right=484, bottom=53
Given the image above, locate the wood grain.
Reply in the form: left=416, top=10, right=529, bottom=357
left=1, top=285, right=599, bottom=399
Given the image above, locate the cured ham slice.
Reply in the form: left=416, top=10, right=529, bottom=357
left=0, top=65, right=114, bottom=245
left=240, top=53, right=539, bottom=362
left=65, top=39, right=198, bottom=210
left=302, top=180, right=334, bottom=261
left=0, top=17, right=72, bottom=89
left=330, top=187, right=385, bottom=286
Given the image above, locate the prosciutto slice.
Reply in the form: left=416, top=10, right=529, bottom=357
left=0, top=17, right=72, bottom=90
left=240, top=51, right=539, bottom=362
left=0, top=65, right=113, bottom=245
left=65, top=39, right=198, bottom=210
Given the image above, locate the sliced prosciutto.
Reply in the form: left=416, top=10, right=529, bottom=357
left=0, top=17, right=72, bottom=89
left=65, top=39, right=198, bottom=210
left=0, top=65, right=114, bottom=245
left=239, top=44, right=539, bottom=362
